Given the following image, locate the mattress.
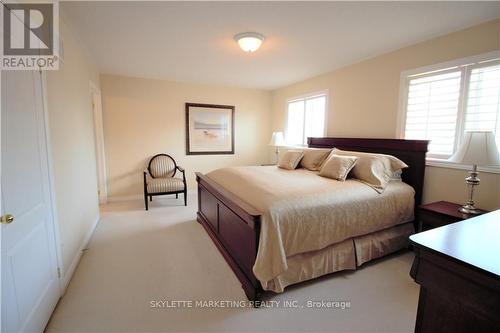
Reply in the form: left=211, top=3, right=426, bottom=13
left=206, top=166, right=415, bottom=291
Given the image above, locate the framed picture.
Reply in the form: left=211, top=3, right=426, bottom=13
left=185, top=103, right=235, bottom=155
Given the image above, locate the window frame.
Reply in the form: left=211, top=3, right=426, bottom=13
left=397, top=50, right=500, bottom=174
left=285, top=90, right=329, bottom=146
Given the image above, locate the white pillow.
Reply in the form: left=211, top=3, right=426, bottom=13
left=332, top=148, right=408, bottom=192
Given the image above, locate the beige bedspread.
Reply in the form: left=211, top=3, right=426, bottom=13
left=206, top=166, right=415, bottom=289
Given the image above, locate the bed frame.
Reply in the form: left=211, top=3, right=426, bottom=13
left=196, top=137, right=429, bottom=301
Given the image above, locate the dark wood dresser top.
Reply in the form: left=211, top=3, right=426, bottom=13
left=410, top=209, right=500, bottom=278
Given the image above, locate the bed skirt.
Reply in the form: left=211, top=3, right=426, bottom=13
left=263, top=222, right=414, bottom=293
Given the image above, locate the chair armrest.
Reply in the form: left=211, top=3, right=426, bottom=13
left=143, top=169, right=148, bottom=194
left=177, top=166, right=186, bottom=184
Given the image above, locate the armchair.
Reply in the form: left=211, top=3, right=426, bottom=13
left=143, top=154, right=187, bottom=210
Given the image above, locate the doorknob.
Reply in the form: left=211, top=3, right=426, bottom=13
left=1, top=214, right=14, bottom=224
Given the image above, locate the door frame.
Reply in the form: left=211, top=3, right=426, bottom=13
left=90, top=81, right=108, bottom=204
left=40, top=71, right=64, bottom=294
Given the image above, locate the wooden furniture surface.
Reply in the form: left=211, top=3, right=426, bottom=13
left=410, top=210, right=500, bottom=333
left=197, top=137, right=429, bottom=301
left=417, top=201, right=488, bottom=231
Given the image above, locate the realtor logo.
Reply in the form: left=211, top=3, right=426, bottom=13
left=1, top=1, right=59, bottom=70
left=4, top=3, right=53, bottom=55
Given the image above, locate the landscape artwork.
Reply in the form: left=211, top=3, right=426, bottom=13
left=186, top=103, right=235, bottom=155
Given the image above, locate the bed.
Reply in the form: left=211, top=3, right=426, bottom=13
left=196, top=137, right=429, bottom=301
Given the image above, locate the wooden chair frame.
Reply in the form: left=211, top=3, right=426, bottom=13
left=143, top=154, right=187, bottom=210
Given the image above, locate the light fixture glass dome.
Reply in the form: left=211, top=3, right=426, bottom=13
left=234, top=32, right=264, bottom=52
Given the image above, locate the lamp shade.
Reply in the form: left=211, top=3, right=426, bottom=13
left=448, top=131, right=500, bottom=166
left=268, top=131, right=285, bottom=147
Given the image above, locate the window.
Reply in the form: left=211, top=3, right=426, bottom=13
left=399, top=52, right=500, bottom=160
left=286, top=93, right=327, bottom=145
left=464, top=65, right=500, bottom=140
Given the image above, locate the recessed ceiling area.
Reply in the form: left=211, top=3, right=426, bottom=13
left=62, top=1, right=500, bottom=90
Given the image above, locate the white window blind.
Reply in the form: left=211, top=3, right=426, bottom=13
left=404, top=71, right=462, bottom=157
left=401, top=54, right=500, bottom=160
left=464, top=64, right=500, bottom=149
left=287, top=100, right=305, bottom=145
left=286, top=94, right=326, bottom=145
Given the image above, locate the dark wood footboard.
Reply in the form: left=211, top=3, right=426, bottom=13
left=196, top=172, right=263, bottom=301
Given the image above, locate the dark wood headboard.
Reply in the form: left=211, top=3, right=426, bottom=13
left=308, top=137, right=429, bottom=206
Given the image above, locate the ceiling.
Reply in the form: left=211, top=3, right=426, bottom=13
left=62, top=1, right=500, bottom=90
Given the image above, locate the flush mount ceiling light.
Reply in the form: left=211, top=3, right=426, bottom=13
left=234, top=32, right=265, bottom=53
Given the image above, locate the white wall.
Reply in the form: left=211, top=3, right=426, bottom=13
left=100, top=74, right=272, bottom=200
left=46, top=17, right=100, bottom=282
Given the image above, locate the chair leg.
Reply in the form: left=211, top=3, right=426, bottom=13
left=150, top=195, right=152, bottom=202
left=176, top=193, right=178, bottom=199
left=144, top=192, right=149, bottom=211
left=184, top=190, right=187, bottom=206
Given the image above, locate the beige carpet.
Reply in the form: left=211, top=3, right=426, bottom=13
left=45, top=194, right=419, bottom=333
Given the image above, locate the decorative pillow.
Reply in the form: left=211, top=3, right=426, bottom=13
left=299, top=148, right=332, bottom=171
left=278, top=150, right=304, bottom=170
left=332, top=148, right=408, bottom=192
left=319, top=154, right=358, bottom=181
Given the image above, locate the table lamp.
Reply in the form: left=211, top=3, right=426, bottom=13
left=448, top=131, right=500, bottom=214
left=268, top=131, right=285, bottom=164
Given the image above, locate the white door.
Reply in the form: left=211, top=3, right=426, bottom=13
left=1, top=70, right=61, bottom=332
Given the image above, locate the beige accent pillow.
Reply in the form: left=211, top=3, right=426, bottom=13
left=332, top=148, right=408, bottom=192
left=299, top=148, right=332, bottom=171
left=278, top=150, right=304, bottom=170
left=319, top=154, right=358, bottom=181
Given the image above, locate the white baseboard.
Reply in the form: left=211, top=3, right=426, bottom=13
left=61, top=214, right=100, bottom=293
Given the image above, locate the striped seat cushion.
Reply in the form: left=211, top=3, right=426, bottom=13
left=150, top=155, right=176, bottom=178
left=147, top=177, right=185, bottom=193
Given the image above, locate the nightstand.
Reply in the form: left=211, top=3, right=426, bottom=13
left=417, top=201, right=488, bottom=232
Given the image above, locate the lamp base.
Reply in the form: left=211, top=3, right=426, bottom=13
left=458, top=205, right=482, bottom=215
left=459, top=165, right=481, bottom=215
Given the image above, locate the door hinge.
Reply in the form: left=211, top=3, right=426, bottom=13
left=57, top=267, right=61, bottom=278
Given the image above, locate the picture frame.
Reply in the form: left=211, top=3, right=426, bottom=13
left=185, top=103, right=235, bottom=155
